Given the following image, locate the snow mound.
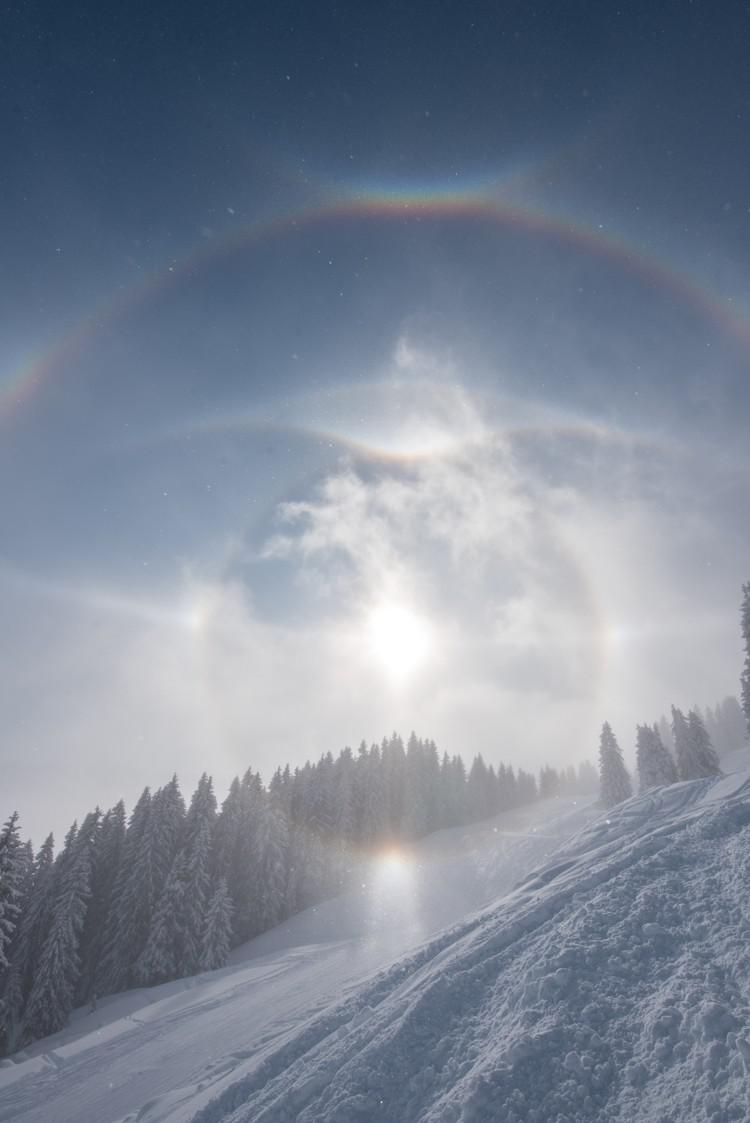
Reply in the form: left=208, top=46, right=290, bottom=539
left=193, top=769, right=750, bottom=1123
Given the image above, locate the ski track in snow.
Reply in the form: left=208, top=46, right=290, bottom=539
left=4, top=760, right=750, bottom=1122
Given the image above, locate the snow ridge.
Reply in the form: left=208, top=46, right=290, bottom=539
left=194, top=772, right=750, bottom=1123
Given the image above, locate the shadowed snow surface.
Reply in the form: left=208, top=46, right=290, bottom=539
left=3, top=757, right=750, bottom=1123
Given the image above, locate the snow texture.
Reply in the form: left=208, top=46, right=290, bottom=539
left=3, top=754, right=750, bottom=1123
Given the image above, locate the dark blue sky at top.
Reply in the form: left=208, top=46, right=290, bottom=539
left=2, top=0, right=750, bottom=841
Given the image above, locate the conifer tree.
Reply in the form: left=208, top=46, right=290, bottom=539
left=256, top=806, right=289, bottom=931
left=636, top=724, right=678, bottom=792
left=716, top=696, right=747, bottom=752
left=0, top=813, right=23, bottom=972
left=466, top=755, right=490, bottom=822
left=742, top=581, right=750, bottom=734
left=96, top=787, right=152, bottom=995
left=134, top=853, right=190, bottom=985
left=0, top=837, right=33, bottom=1053
left=199, top=879, right=234, bottom=972
left=672, top=705, right=721, bottom=780
left=671, top=706, right=692, bottom=780
left=598, top=723, right=632, bottom=808
left=516, top=768, right=538, bottom=804
left=76, top=800, right=126, bottom=1004
left=686, top=709, right=721, bottom=778
left=24, top=823, right=92, bottom=1041
left=657, top=715, right=674, bottom=753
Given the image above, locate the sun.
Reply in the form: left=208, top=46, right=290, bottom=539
left=366, top=601, right=432, bottom=680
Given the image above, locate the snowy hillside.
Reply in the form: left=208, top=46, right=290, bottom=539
left=3, top=759, right=750, bottom=1122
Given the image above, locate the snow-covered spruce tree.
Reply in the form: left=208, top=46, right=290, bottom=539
left=136, top=776, right=214, bottom=984
left=99, top=777, right=185, bottom=994
left=636, top=724, right=678, bottom=792
left=598, top=723, right=632, bottom=808
left=95, top=787, right=152, bottom=995
left=717, top=695, right=747, bottom=752
left=256, top=805, right=290, bottom=932
left=0, top=813, right=23, bottom=972
left=76, top=801, right=126, bottom=1005
left=0, top=837, right=33, bottom=1055
left=3, top=834, right=55, bottom=1043
left=133, top=853, right=189, bottom=985
left=465, top=754, right=488, bottom=823
left=742, top=581, right=750, bottom=735
left=672, top=705, right=721, bottom=780
left=671, top=706, right=692, bottom=780
left=199, top=878, right=234, bottom=972
left=23, top=822, right=92, bottom=1041
left=686, top=709, right=721, bottom=778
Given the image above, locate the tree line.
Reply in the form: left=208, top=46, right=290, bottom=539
left=598, top=695, right=748, bottom=810
left=0, top=734, right=595, bottom=1055
left=598, top=578, right=750, bottom=808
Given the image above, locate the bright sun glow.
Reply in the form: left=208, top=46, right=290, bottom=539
left=367, top=602, right=432, bottom=680
left=378, top=848, right=407, bottom=874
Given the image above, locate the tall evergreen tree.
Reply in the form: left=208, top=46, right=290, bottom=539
left=466, top=755, right=490, bottom=823
left=671, top=706, right=692, bottom=780
left=199, top=879, right=234, bottom=972
left=598, top=723, right=632, bottom=808
left=0, top=837, right=33, bottom=1056
left=672, top=705, right=721, bottom=780
left=77, top=801, right=126, bottom=1004
left=741, top=581, right=750, bottom=734
left=134, top=853, right=190, bottom=985
left=96, top=787, right=152, bottom=995
left=23, top=823, right=92, bottom=1041
left=0, top=813, right=23, bottom=972
left=636, top=724, right=678, bottom=792
left=686, top=709, right=721, bottom=778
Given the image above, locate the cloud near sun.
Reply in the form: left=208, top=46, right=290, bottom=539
left=3, top=357, right=741, bottom=843
left=261, top=388, right=601, bottom=695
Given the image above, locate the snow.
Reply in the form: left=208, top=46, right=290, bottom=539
left=3, top=753, right=750, bottom=1123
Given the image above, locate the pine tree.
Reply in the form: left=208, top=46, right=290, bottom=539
left=137, top=776, right=215, bottom=984
left=0, top=813, right=23, bottom=972
left=1, top=834, right=55, bottom=1055
left=741, top=582, right=750, bottom=735
left=199, top=879, right=234, bottom=972
left=256, top=806, right=289, bottom=931
left=671, top=706, right=692, bottom=780
left=636, top=725, right=678, bottom=792
left=716, top=696, right=747, bottom=752
left=672, top=705, right=721, bottom=780
left=466, top=755, right=490, bottom=822
left=134, top=854, right=190, bottom=985
left=686, top=709, right=721, bottom=778
left=598, top=723, right=632, bottom=808
left=23, top=824, right=92, bottom=1041
left=657, top=715, right=674, bottom=753
left=538, top=765, right=561, bottom=800
left=76, top=802, right=126, bottom=1005
left=96, top=787, right=152, bottom=995
left=516, top=768, right=538, bottom=804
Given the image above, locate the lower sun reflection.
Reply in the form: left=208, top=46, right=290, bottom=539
left=376, top=847, right=410, bottom=878
left=364, top=846, right=423, bottom=949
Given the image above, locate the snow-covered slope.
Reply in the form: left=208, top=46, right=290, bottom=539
left=4, top=760, right=750, bottom=1123
left=0, top=795, right=597, bottom=1123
